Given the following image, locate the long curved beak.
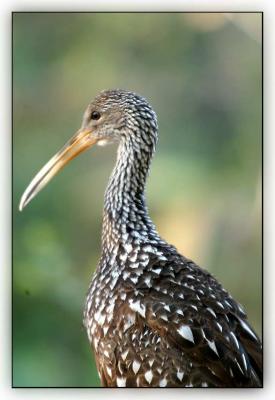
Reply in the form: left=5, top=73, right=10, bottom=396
left=19, top=128, right=97, bottom=211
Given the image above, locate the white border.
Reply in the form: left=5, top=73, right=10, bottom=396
left=1, top=1, right=273, bottom=400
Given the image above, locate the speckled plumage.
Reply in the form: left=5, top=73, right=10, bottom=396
left=81, top=90, right=262, bottom=387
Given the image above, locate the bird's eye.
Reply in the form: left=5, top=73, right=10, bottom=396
left=91, top=111, right=101, bottom=120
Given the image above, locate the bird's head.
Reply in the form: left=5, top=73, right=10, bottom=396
left=81, top=89, right=158, bottom=145
left=19, top=89, right=158, bottom=211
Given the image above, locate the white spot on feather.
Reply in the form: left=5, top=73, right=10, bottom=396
left=144, top=276, right=151, bottom=287
left=103, top=326, right=108, bottom=336
left=177, top=325, right=194, bottom=343
left=132, top=360, right=141, bottom=374
left=119, top=252, right=127, bottom=262
left=123, top=314, right=136, bottom=332
left=159, top=377, right=167, bottom=387
left=94, top=337, right=99, bottom=350
left=145, top=370, right=153, bottom=384
left=177, top=371, right=184, bottom=381
left=123, top=271, right=130, bottom=280
left=94, top=311, right=106, bottom=326
left=122, top=232, right=129, bottom=241
left=153, top=268, right=161, bottom=274
left=106, top=303, right=115, bottom=315
left=130, top=262, right=139, bottom=269
left=242, top=353, right=248, bottom=371
left=224, top=299, right=232, bottom=308
left=206, top=307, right=216, bottom=318
left=129, top=252, right=138, bottom=262
left=230, top=331, right=240, bottom=349
left=130, top=276, right=139, bottom=284
left=124, top=243, right=132, bottom=253
left=109, top=275, right=119, bottom=290
left=239, top=318, right=258, bottom=341
left=236, top=360, right=245, bottom=375
left=106, top=366, right=112, bottom=378
left=143, top=245, right=154, bottom=253
left=141, top=259, right=149, bottom=267
left=116, top=377, right=126, bottom=387
left=215, top=322, right=223, bottom=332
left=207, top=339, right=219, bottom=356
left=217, top=301, right=224, bottom=309
left=120, top=292, right=126, bottom=300
left=129, top=299, right=146, bottom=318
left=121, top=349, right=129, bottom=361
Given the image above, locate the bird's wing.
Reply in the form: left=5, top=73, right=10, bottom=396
left=127, top=252, right=262, bottom=387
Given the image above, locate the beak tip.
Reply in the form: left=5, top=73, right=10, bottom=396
left=19, top=195, right=27, bottom=212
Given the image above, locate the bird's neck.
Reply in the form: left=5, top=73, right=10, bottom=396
left=101, top=136, right=159, bottom=253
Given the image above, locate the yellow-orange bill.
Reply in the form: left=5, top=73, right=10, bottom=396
left=19, top=129, right=97, bottom=211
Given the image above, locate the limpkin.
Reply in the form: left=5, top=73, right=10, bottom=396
left=19, top=89, right=262, bottom=387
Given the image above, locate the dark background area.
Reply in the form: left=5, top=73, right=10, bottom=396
left=13, top=12, right=262, bottom=387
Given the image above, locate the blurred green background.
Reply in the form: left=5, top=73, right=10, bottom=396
left=13, top=13, right=262, bottom=387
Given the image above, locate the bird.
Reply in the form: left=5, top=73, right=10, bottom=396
left=19, top=89, right=262, bottom=388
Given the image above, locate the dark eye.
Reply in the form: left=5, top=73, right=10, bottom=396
left=91, top=111, right=101, bottom=120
